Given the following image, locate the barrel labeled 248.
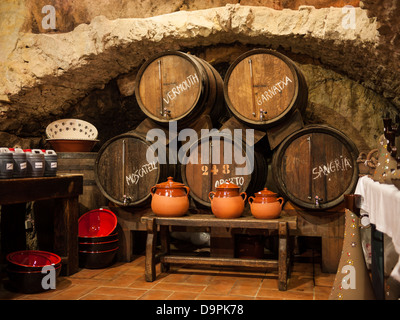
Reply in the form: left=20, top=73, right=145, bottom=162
left=181, top=133, right=267, bottom=207
left=272, top=125, right=359, bottom=210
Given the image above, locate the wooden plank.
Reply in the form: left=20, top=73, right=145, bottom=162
left=54, top=196, right=79, bottom=276
left=143, top=213, right=297, bottom=230
left=0, top=175, right=83, bottom=205
left=161, top=255, right=278, bottom=269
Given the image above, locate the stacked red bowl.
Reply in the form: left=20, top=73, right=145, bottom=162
left=6, top=250, right=62, bottom=293
left=78, top=208, right=119, bottom=269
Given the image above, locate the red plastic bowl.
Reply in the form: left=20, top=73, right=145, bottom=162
left=78, top=208, right=117, bottom=237
left=6, top=250, right=62, bottom=272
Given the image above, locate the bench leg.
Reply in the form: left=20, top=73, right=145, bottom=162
left=145, top=218, right=157, bottom=282
left=160, top=225, right=170, bottom=273
left=278, top=221, right=288, bottom=291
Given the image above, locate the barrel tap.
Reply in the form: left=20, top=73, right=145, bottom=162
left=315, top=195, right=322, bottom=207
left=122, top=195, right=132, bottom=206
left=259, top=109, right=267, bottom=121
left=163, top=108, right=171, bottom=117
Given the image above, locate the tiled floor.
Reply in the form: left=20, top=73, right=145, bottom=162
left=0, top=255, right=335, bottom=300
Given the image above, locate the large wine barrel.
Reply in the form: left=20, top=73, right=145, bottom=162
left=181, top=133, right=268, bottom=207
left=224, top=48, right=308, bottom=128
left=272, top=125, right=359, bottom=210
left=94, top=132, right=177, bottom=206
left=57, top=152, right=108, bottom=214
left=135, top=51, right=224, bottom=127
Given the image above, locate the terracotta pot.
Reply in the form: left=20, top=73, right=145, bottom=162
left=150, top=177, right=190, bottom=217
left=248, top=188, right=284, bottom=219
left=208, top=181, right=246, bottom=219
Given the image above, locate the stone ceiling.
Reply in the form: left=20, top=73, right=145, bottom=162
left=0, top=1, right=399, bottom=147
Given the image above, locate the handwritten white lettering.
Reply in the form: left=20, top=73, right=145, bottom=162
left=126, top=162, right=158, bottom=185
left=257, top=76, right=292, bottom=106
left=312, top=156, right=352, bottom=180
left=214, top=176, right=245, bottom=188
left=163, top=73, right=199, bottom=105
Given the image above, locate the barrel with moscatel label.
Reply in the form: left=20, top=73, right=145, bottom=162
left=224, top=48, right=308, bottom=129
left=95, top=132, right=178, bottom=207
left=272, top=125, right=359, bottom=210
left=0, top=148, right=14, bottom=179
left=181, top=134, right=268, bottom=207
left=135, top=51, right=224, bottom=127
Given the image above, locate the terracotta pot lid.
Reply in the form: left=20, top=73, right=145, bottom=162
left=155, top=177, right=186, bottom=189
left=216, top=181, right=240, bottom=189
left=254, top=188, right=277, bottom=197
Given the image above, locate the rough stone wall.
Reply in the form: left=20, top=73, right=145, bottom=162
left=0, top=1, right=398, bottom=153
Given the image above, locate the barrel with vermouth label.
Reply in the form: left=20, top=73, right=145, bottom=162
left=135, top=51, right=224, bottom=127
left=272, top=125, right=359, bottom=210
left=95, top=132, right=177, bottom=207
left=181, top=133, right=267, bottom=207
left=224, top=48, right=308, bottom=129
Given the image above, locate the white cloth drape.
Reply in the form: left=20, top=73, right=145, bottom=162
left=355, top=176, right=400, bottom=281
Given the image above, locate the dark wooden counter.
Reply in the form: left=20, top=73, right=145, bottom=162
left=0, top=174, right=83, bottom=276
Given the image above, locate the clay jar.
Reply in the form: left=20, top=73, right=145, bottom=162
left=248, top=188, right=284, bottom=219
left=208, top=181, right=247, bottom=219
left=150, top=177, right=190, bottom=217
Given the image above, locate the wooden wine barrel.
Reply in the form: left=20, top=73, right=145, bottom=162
left=57, top=152, right=108, bottom=214
left=135, top=51, right=224, bottom=127
left=272, top=125, right=359, bottom=210
left=181, top=133, right=268, bottom=207
left=94, top=132, right=177, bottom=207
left=224, top=48, right=308, bottom=128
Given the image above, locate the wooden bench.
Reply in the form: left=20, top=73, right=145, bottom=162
left=141, top=211, right=297, bottom=291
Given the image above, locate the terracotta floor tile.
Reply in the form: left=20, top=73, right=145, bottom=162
left=159, top=272, right=192, bottom=283
left=202, top=280, right=236, bottom=295
left=0, top=253, right=335, bottom=301
left=184, top=273, right=214, bottom=285
left=229, top=279, right=263, bottom=297
left=196, top=293, right=254, bottom=300
left=314, top=285, right=332, bottom=300
left=257, top=287, right=314, bottom=300
left=287, top=275, right=315, bottom=292
left=137, top=289, right=174, bottom=300
left=129, top=275, right=159, bottom=289
left=49, top=284, right=97, bottom=300
left=153, top=282, right=206, bottom=293
left=88, top=286, right=147, bottom=299
left=167, top=291, right=200, bottom=300
left=102, top=273, right=143, bottom=287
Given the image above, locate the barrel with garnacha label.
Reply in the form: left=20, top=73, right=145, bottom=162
left=95, top=132, right=177, bottom=207
left=224, top=48, right=308, bottom=129
left=135, top=51, right=224, bottom=127
left=181, top=133, right=267, bottom=207
left=272, top=125, right=359, bottom=210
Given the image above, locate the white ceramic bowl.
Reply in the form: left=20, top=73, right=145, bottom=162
left=46, top=119, right=98, bottom=140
